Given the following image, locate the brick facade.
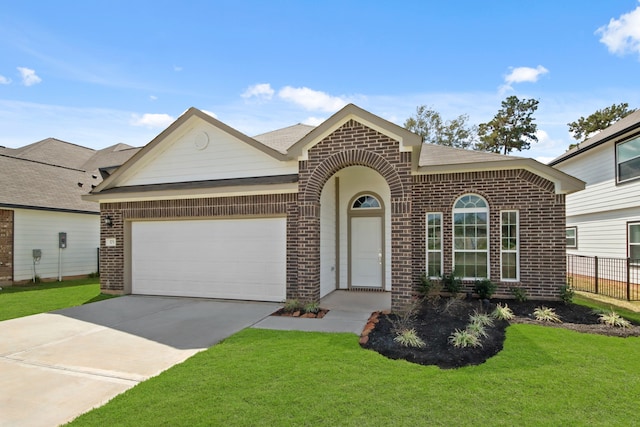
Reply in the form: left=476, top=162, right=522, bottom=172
left=99, top=119, right=567, bottom=309
left=0, top=209, right=13, bottom=284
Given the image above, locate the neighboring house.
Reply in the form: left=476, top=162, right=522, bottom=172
left=549, top=110, right=640, bottom=262
left=85, top=104, right=583, bottom=310
left=0, top=138, right=139, bottom=284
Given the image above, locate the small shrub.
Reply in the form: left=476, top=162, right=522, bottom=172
left=492, top=303, right=515, bottom=321
left=426, top=281, right=444, bottom=305
left=510, top=286, right=528, bottom=302
left=88, top=272, right=100, bottom=278
left=449, top=329, right=482, bottom=348
left=303, top=302, right=320, bottom=314
left=390, top=300, right=420, bottom=334
left=418, top=273, right=433, bottom=297
left=393, top=328, right=426, bottom=348
left=533, top=306, right=562, bottom=323
left=441, top=272, right=462, bottom=295
left=33, top=275, right=41, bottom=284
left=465, top=322, right=488, bottom=339
left=559, top=284, right=575, bottom=304
left=442, top=296, right=463, bottom=314
left=598, top=310, right=631, bottom=328
left=469, top=310, right=494, bottom=327
left=473, top=278, right=497, bottom=300
left=283, top=299, right=303, bottom=313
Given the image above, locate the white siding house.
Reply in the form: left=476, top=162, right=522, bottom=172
left=550, top=110, right=640, bottom=261
left=0, top=139, right=138, bottom=284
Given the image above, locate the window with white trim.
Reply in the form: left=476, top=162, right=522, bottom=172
left=426, top=213, right=443, bottom=278
left=453, top=194, right=488, bottom=279
left=501, top=211, right=519, bottom=281
left=566, top=227, right=577, bottom=249
left=629, top=222, right=640, bottom=262
left=616, top=135, right=640, bottom=183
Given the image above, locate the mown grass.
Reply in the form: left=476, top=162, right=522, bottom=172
left=70, top=325, right=640, bottom=426
left=0, top=278, right=115, bottom=321
left=574, top=294, right=640, bottom=324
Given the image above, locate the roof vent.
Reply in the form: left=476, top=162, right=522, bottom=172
left=77, top=182, right=83, bottom=188
left=92, top=174, right=98, bottom=179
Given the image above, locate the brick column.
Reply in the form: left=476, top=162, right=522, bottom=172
left=391, top=198, right=413, bottom=311
left=100, top=206, right=125, bottom=294
left=295, top=200, right=321, bottom=303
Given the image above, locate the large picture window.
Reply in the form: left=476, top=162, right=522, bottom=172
left=616, top=135, right=640, bottom=183
left=629, top=222, right=640, bottom=262
left=426, top=213, right=443, bottom=278
left=501, top=211, right=519, bottom=281
left=453, top=194, right=488, bottom=279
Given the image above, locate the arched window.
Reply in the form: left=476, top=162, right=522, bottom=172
left=453, top=194, right=489, bottom=279
left=351, top=194, right=381, bottom=209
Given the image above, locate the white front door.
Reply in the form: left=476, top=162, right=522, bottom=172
left=350, top=216, right=383, bottom=288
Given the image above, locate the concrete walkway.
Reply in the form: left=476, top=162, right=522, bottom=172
left=0, top=296, right=279, bottom=427
left=253, top=290, right=391, bottom=334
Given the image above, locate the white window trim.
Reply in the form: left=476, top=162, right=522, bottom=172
left=426, top=212, right=443, bottom=279
left=452, top=195, right=490, bottom=280
left=629, top=222, right=640, bottom=263
left=566, top=226, right=577, bottom=250
left=501, top=210, right=520, bottom=282
left=616, top=135, right=640, bottom=184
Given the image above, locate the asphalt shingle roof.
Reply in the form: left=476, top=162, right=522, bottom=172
left=253, top=124, right=315, bottom=154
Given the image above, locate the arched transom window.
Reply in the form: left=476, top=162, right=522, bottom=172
left=453, top=194, right=489, bottom=279
left=351, top=194, right=381, bottom=209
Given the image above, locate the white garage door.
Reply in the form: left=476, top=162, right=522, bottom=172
left=131, top=218, right=286, bottom=302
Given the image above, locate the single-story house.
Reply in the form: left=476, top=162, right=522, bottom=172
left=0, top=138, right=139, bottom=284
left=549, top=109, right=640, bottom=261
left=85, top=104, right=584, bottom=310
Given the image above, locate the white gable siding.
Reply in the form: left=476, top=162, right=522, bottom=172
left=567, top=209, right=640, bottom=258
left=561, top=143, right=640, bottom=217
left=13, top=209, right=99, bottom=281
left=125, top=121, right=297, bottom=186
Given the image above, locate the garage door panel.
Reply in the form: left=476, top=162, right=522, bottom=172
left=131, top=218, right=286, bottom=302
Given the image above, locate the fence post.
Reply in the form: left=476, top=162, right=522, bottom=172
left=594, top=256, right=598, bottom=294
left=627, top=257, right=631, bottom=301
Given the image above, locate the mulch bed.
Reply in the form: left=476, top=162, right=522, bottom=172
left=271, top=308, right=330, bottom=319
left=361, top=297, right=640, bottom=369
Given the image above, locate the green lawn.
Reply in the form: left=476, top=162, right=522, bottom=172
left=574, top=294, right=640, bottom=324
left=70, top=324, right=640, bottom=426
left=0, top=278, right=115, bottom=321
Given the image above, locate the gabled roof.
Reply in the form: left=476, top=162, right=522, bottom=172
left=81, top=143, right=141, bottom=173
left=254, top=124, right=315, bottom=154
left=549, top=109, right=640, bottom=166
left=418, top=143, right=584, bottom=194
left=5, top=138, right=96, bottom=170
left=287, top=104, right=422, bottom=158
left=0, top=154, right=100, bottom=213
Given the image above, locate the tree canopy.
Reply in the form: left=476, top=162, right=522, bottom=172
left=404, top=106, right=477, bottom=149
left=476, top=96, right=539, bottom=155
left=567, top=102, right=636, bottom=141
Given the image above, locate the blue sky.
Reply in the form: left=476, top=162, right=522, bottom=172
left=1, top=1, right=640, bottom=163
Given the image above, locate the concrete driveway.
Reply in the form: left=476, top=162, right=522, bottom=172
left=0, top=296, right=279, bottom=427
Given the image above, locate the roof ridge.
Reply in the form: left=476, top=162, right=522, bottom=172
left=0, top=153, right=88, bottom=172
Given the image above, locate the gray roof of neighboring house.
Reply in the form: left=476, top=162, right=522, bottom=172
left=253, top=124, right=315, bottom=154
left=1, top=139, right=139, bottom=213
left=549, top=109, right=640, bottom=166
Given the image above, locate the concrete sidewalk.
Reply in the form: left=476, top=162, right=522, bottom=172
left=252, top=290, right=391, bottom=334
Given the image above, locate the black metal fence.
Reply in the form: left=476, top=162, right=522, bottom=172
left=567, top=254, right=640, bottom=301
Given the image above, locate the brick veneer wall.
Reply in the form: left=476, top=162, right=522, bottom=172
left=0, top=209, right=14, bottom=284
left=99, top=194, right=297, bottom=294
left=412, top=170, right=566, bottom=299
left=298, top=119, right=414, bottom=310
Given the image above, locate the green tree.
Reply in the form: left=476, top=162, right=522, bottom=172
left=476, top=96, right=539, bottom=155
left=404, top=106, right=477, bottom=149
left=567, top=102, right=636, bottom=141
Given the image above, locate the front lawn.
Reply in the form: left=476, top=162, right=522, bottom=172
left=0, top=278, right=115, bottom=321
left=70, top=325, right=640, bottom=426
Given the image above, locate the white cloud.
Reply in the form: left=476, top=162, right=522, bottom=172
left=278, top=86, right=347, bottom=112
left=202, top=110, right=218, bottom=119
left=17, top=67, right=42, bottom=86
left=0, top=75, right=11, bottom=84
left=130, top=113, right=175, bottom=128
left=596, top=3, right=640, bottom=57
left=241, top=83, right=275, bottom=100
left=173, top=65, right=183, bottom=72
left=505, top=65, right=549, bottom=84
left=149, top=95, right=158, bottom=101
left=302, top=116, right=325, bottom=126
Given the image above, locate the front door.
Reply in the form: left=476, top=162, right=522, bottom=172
left=348, top=193, right=385, bottom=289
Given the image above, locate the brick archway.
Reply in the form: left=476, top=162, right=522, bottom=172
left=296, top=148, right=413, bottom=309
